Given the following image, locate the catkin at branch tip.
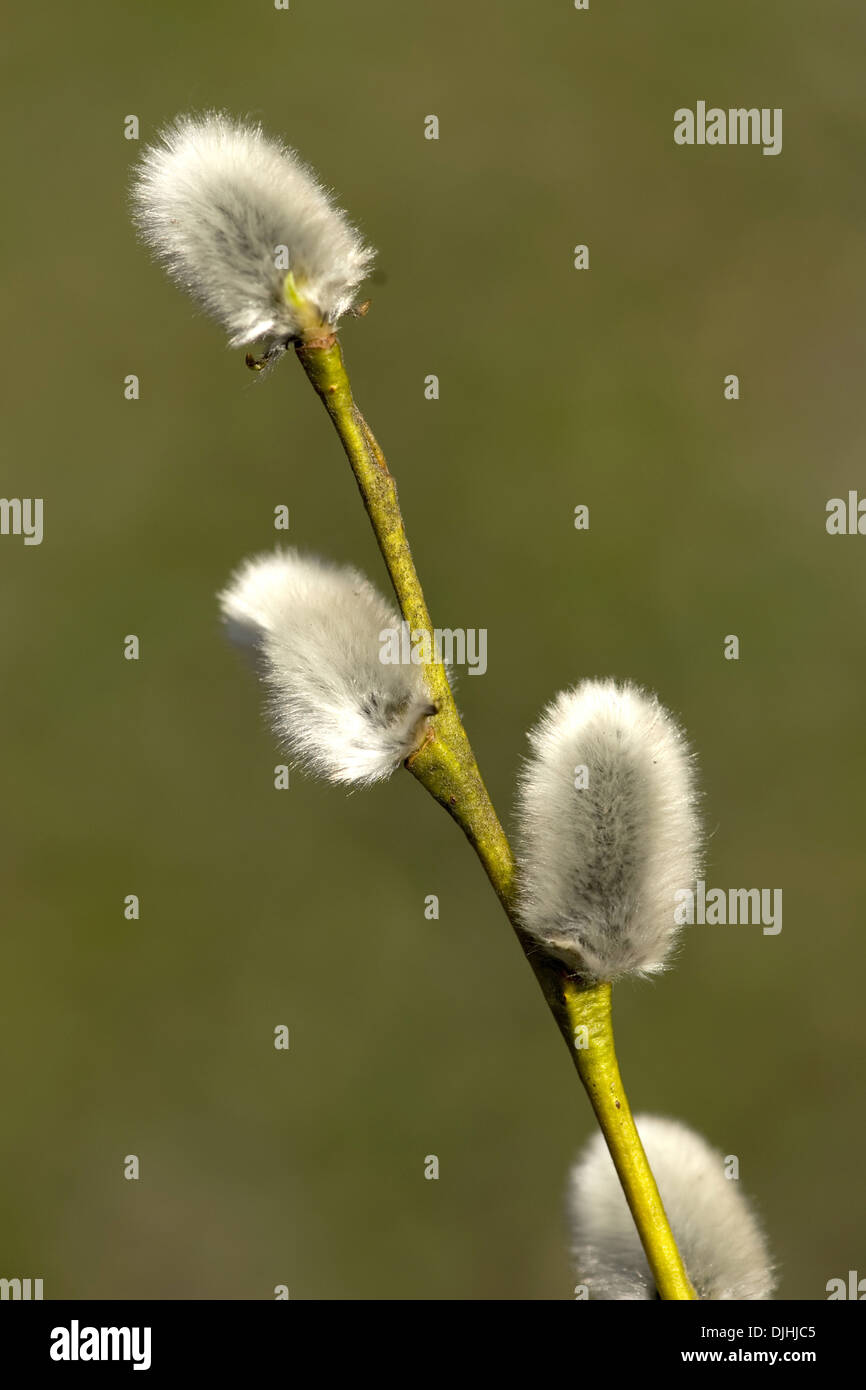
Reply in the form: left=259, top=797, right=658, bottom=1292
left=131, top=111, right=375, bottom=348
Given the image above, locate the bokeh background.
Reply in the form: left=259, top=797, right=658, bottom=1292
left=2, top=0, right=863, bottom=1300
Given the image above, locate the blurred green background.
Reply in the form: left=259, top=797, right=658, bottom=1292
left=2, top=0, right=863, bottom=1300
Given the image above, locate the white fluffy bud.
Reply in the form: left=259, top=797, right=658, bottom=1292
left=515, top=679, right=701, bottom=980
left=568, top=1115, right=776, bottom=1300
left=219, top=549, right=435, bottom=785
left=131, top=112, right=374, bottom=347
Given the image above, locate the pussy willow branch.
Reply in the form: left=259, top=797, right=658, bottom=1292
left=293, top=331, right=696, bottom=1301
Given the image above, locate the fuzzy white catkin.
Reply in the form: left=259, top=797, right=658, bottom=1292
left=218, top=549, right=435, bottom=785
left=568, top=1115, right=776, bottom=1300
left=131, top=112, right=374, bottom=347
left=515, top=679, right=700, bottom=980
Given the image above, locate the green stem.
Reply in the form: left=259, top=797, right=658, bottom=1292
left=564, top=980, right=696, bottom=1299
left=293, top=331, right=696, bottom=1301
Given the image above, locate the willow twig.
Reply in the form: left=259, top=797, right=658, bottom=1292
left=293, top=332, right=696, bottom=1301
